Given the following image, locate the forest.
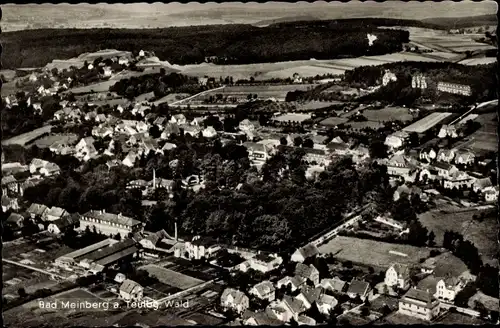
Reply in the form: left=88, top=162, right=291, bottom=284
left=3, top=20, right=409, bottom=68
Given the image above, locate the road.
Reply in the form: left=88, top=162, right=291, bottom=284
left=450, top=99, right=498, bottom=125
left=160, top=86, right=226, bottom=106
left=3, top=258, right=68, bottom=281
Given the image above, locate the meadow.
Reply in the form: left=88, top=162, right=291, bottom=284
left=1, top=125, right=53, bottom=146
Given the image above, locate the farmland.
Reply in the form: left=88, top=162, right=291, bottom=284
left=346, top=121, right=385, bottom=130
left=66, top=80, right=117, bottom=94
left=459, top=57, right=497, bottom=66
left=319, top=117, right=350, bottom=128
left=418, top=207, right=498, bottom=266
left=402, top=112, right=453, bottom=133
left=33, top=133, right=79, bottom=148
left=466, top=112, right=498, bottom=153
left=1, top=125, right=53, bottom=146
left=317, top=236, right=431, bottom=270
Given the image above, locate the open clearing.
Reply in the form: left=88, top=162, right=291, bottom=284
left=346, top=121, right=385, bottom=130
left=418, top=208, right=498, bottom=266
left=318, top=236, right=430, bottom=270
left=34, top=133, right=79, bottom=148
left=66, top=80, right=116, bottom=94
left=139, top=264, right=204, bottom=290
left=189, top=84, right=314, bottom=102
left=459, top=57, right=497, bottom=66
left=468, top=112, right=498, bottom=152
left=2, top=125, right=53, bottom=146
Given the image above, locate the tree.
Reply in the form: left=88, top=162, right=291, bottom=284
left=18, top=287, right=27, bottom=298
left=280, top=137, right=288, bottom=145
left=303, top=138, right=314, bottom=148
left=427, top=231, right=436, bottom=247
left=293, top=136, right=303, bottom=147
left=369, top=141, right=388, bottom=159
left=408, top=132, right=419, bottom=147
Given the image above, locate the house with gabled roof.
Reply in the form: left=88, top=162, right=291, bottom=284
left=120, top=279, right=143, bottom=301
left=291, top=243, right=319, bottom=263
left=436, top=149, right=456, bottom=163
left=122, top=151, right=139, bottom=168
left=247, top=253, right=283, bottom=273
left=6, top=213, right=25, bottom=229
left=81, top=209, right=143, bottom=238
left=191, top=117, right=205, bottom=127
left=160, top=123, right=181, bottom=139
left=294, top=263, right=320, bottom=286
left=281, top=295, right=307, bottom=321
left=2, top=195, right=20, bottom=212
left=47, top=213, right=80, bottom=234
left=316, top=293, right=338, bottom=315
left=419, top=147, right=437, bottom=162
left=320, top=277, right=347, bottom=294
left=433, top=161, right=458, bottom=179
left=243, top=310, right=283, bottom=326
left=454, top=149, right=475, bottom=165
left=297, top=315, right=316, bottom=326
left=249, top=281, right=276, bottom=302
left=170, top=114, right=187, bottom=125
left=473, top=177, right=493, bottom=193
left=43, top=206, right=69, bottom=222
left=139, top=230, right=169, bottom=250
left=2, top=175, right=18, bottom=194
left=276, top=276, right=306, bottom=292
left=153, top=116, right=167, bottom=127
left=295, top=285, right=322, bottom=310
left=27, top=203, right=49, bottom=219
left=221, top=288, right=249, bottom=314
left=75, top=137, right=98, bottom=161
left=346, top=279, right=371, bottom=301
left=385, top=263, right=411, bottom=290
left=484, top=186, right=499, bottom=202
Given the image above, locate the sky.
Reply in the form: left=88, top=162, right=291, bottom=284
left=2, top=1, right=497, bottom=31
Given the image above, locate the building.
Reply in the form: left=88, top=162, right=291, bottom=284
left=179, top=236, right=220, bottom=260
left=276, top=276, right=306, bottom=292
left=80, top=210, right=144, bottom=238
left=246, top=254, right=283, bottom=273
left=320, top=277, right=347, bottom=294
left=435, top=277, right=466, bottom=302
left=2, top=175, right=18, bottom=195
left=437, top=82, right=472, bottom=96
left=484, top=186, right=499, bottom=202
left=170, top=114, right=187, bottom=125
left=6, top=213, right=24, bottom=229
left=202, top=126, right=218, bottom=138
left=398, top=288, right=440, bottom=321
left=2, top=195, right=20, bottom=212
left=75, top=137, right=98, bottom=161
left=385, top=131, right=409, bottom=149
left=139, top=230, right=169, bottom=250
left=295, top=263, right=320, bottom=286
left=243, top=142, right=270, bottom=166
left=419, top=148, right=437, bottom=162
left=382, top=70, right=397, bottom=86
left=346, top=279, right=370, bottom=301
left=295, top=285, right=322, bottom=310
left=443, top=171, right=474, bottom=190
left=47, top=214, right=80, bottom=234
left=472, top=177, right=493, bottom=193
left=303, top=148, right=330, bottom=166
left=454, top=149, right=475, bottom=165
left=54, top=238, right=119, bottom=267
left=26, top=203, right=49, bottom=220
left=249, top=281, right=276, bottom=302
left=411, top=74, right=427, bottom=89
left=291, top=243, right=319, bottom=263
left=385, top=263, right=411, bottom=290
left=316, top=294, right=338, bottom=315
left=438, top=125, right=458, bottom=139
left=43, top=206, right=69, bottom=222
left=433, top=162, right=459, bottom=179
left=120, top=279, right=144, bottom=301
left=221, top=288, right=250, bottom=314
left=243, top=310, right=282, bottom=326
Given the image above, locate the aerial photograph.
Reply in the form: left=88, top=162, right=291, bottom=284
left=1, top=1, right=498, bottom=327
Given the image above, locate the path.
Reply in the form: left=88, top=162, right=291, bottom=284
left=3, top=258, right=67, bottom=280
left=168, top=86, right=226, bottom=106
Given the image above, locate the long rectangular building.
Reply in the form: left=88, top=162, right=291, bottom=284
left=55, top=238, right=119, bottom=266
left=80, top=210, right=144, bottom=238
left=402, top=112, right=453, bottom=133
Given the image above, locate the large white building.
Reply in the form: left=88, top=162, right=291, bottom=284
left=399, top=288, right=440, bottom=321
left=80, top=210, right=143, bottom=238
left=385, top=263, right=411, bottom=290
left=435, top=277, right=466, bottom=303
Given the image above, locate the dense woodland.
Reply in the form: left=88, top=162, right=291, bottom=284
left=109, top=72, right=204, bottom=100
left=3, top=21, right=409, bottom=68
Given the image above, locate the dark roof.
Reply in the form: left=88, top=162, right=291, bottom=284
left=295, top=243, right=320, bottom=259
left=347, top=279, right=370, bottom=296
left=53, top=214, right=79, bottom=229
left=254, top=253, right=275, bottom=263
left=84, top=239, right=137, bottom=262
left=433, top=161, right=453, bottom=170
left=403, top=288, right=436, bottom=307
left=299, top=285, right=322, bottom=304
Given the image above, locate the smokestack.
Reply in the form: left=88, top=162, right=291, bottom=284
left=153, top=168, right=156, bottom=189
left=174, top=221, right=178, bottom=241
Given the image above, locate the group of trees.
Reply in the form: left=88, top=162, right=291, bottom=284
left=109, top=72, right=203, bottom=100
left=3, top=21, right=409, bottom=69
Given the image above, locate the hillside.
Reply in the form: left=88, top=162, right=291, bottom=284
left=2, top=22, right=409, bottom=69
left=421, top=14, right=498, bottom=29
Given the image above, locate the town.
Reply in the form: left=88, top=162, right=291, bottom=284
left=1, top=3, right=499, bottom=327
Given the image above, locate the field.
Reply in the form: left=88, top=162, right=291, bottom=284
left=153, top=93, right=190, bottom=106
left=418, top=207, right=498, bottom=266
left=272, top=113, right=312, bottom=123
left=361, top=107, right=413, bottom=122
left=1, top=125, right=53, bottom=146
left=34, top=133, right=79, bottom=148
left=468, top=112, right=498, bottom=152
left=346, top=121, right=385, bottom=130
left=139, top=264, right=205, bottom=290
left=65, top=80, right=117, bottom=95
left=180, top=52, right=444, bottom=81
left=402, top=112, right=453, bottom=133
left=318, top=236, right=430, bottom=269
left=296, top=101, right=345, bottom=111
left=188, top=84, right=314, bottom=103
left=319, top=117, right=350, bottom=127
left=459, top=57, right=497, bottom=66
left=379, top=312, right=429, bottom=325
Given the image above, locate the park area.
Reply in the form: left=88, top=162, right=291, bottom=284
left=418, top=207, right=498, bottom=266
left=318, top=236, right=430, bottom=270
